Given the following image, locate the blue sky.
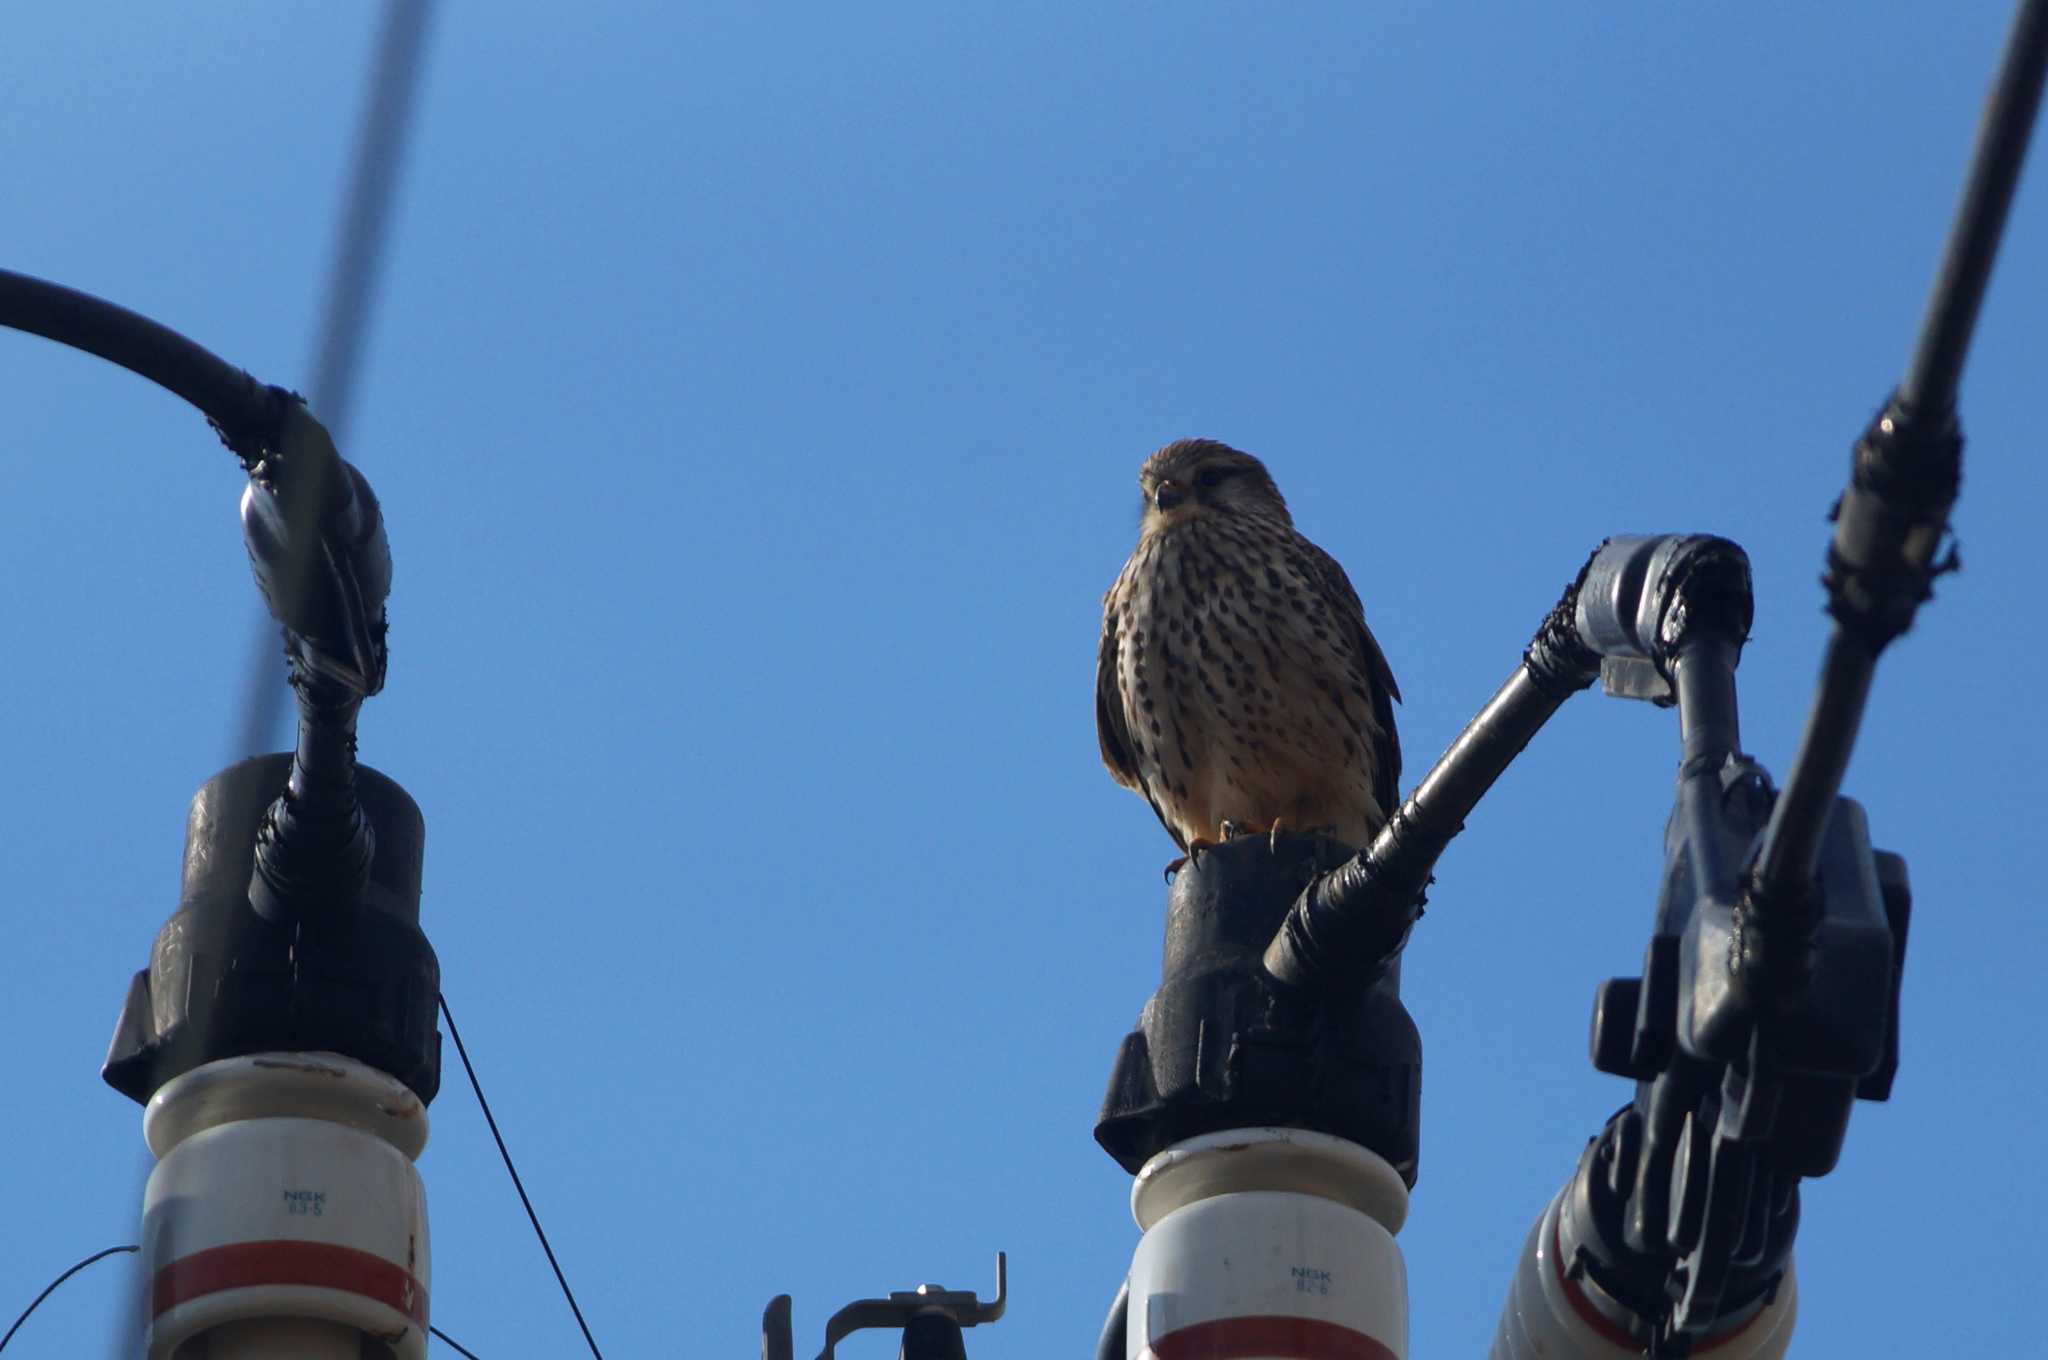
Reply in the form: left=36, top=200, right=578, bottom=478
left=3, top=5, right=2044, bottom=1356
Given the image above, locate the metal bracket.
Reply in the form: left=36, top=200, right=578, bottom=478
left=761, top=1253, right=1007, bottom=1360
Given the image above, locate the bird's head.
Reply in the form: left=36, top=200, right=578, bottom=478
left=1136, top=438, right=1292, bottom=535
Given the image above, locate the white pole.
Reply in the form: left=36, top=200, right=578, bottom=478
left=1490, top=1184, right=1796, bottom=1360
left=139, top=1052, right=432, bottom=1360
left=1124, top=1127, right=1409, bottom=1360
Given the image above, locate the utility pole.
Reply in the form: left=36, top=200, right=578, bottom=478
left=0, top=268, right=446, bottom=1356
left=100, top=401, right=442, bottom=1358
left=1087, top=2, right=2047, bottom=1353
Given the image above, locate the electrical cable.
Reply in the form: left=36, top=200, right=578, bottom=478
left=0, top=9, right=441, bottom=1355
left=1752, top=0, right=2048, bottom=902
left=0, top=1245, right=138, bottom=1353
left=440, top=992, right=608, bottom=1360
left=431, top=1324, right=485, bottom=1358
left=0, top=268, right=288, bottom=461
left=1262, top=568, right=1603, bottom=992
left=1901, top=0, right=2048, bottom=416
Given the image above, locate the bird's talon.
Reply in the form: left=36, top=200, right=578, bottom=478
left=1164, top=837, right=1219, bottom=880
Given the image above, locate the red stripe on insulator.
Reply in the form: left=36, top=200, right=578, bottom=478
left=1548, top=1217, right=1765, bottom=1354
left=151, top=1239, right=429, bottom=1328
left=1549, top=1217, right=1644, bottom=1352
left=1148, top=1313, right=1399, bottom=1359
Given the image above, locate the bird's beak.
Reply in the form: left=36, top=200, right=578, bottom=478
left=1154, top=479, right=1188, bottom=512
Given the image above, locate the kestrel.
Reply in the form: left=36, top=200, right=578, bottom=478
left=1096, top=439, right=1402, bottom=864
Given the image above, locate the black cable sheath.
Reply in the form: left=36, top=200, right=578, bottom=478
left=1263, top=593, right=1601, bottom=993
left=1902, top=0, right=2048, bottom=415
left=1752, top=638, right=1878, bottom=895
left=0, top=268, right=283, bottom=458
left=440, top=993, right=607, bottom=1360
left=1756, top=0, right=2047, bottom=899
left=1671, top=636, right=1746, bottom=907
left=1094, top=1280, right=1129, bottom=1360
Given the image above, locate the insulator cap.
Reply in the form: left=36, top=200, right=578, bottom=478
left=103, top=754, right=440, bottom=1105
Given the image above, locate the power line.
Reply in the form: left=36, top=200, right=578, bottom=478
left=442, top=992, right=608, bottom=1359
left=235, top=0, right=439, bottom=760
left=1, top=1246, right=137, bottom=1354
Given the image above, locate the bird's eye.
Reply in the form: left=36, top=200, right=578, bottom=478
left=1196, top=466, right=1234, bottom=490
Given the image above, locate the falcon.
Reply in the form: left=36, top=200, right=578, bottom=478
left=1096, top=439, right=1402, bottom=867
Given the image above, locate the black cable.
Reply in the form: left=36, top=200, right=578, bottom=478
left=431, top=1324, right=484, bottom=1358
left=0, top=268, right=288, bottom=462
left=0, top=1245, right=138, bottom=1353
left=308, top=0, right=436, bottom=435
left=1901, top=0, right=2048, bottom=415
left=440, top=992, right=607, bottom=1360
left=1754, top=0, right=2048, bottom=901
left=1262, top=572, right=1602, bottom=993
left=1094, top=1280, right=1129, bottom=1360
left=1752, top=635, right=1878, bottom=894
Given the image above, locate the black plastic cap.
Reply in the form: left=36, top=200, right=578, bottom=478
left=185, top=753, right=423, bottom=923
left=1855, top=849, right=1912, bottom=1103
left=1561, top=1109, right=1800, bottom=1347
left=1095, top=833, right=1422, bottom=1182
left=102, top=754, right=441, bottom=1105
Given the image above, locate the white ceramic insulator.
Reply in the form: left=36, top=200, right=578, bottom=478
left=1489, top=1185, right=1798, bottom=1360
left=1125, top=1127, right=1409, bottom=1360
left=138, top=1052, right=431, bottom=1360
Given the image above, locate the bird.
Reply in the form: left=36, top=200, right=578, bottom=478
left=1096, top=439, right=1401, bottom=872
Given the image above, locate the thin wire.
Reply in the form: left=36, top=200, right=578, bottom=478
left=102, top=1220, right=149, bottom=1360
left=431, top=1324, right=485, bottom=1358
left=441, top=992, right=608, bottom=1359
left=1, top=1245, right=139, bottom=1353
left=2, top=1242, right=485, bottom=1357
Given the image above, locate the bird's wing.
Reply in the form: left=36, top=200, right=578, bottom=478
left=1095, top=586, right=1142, bottom=789
left=1097, top=568, right=1188, bottom=851
left=1303, top=542, right=1403, bottom=816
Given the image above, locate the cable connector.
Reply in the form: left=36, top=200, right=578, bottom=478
left=240, top=399, right=391, bottom=699
left=236, top=399, right=394, bottom=919
left=1575, top=534, right=1753, bottom=707
left=1823, top=393, right=1962, bottom=654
